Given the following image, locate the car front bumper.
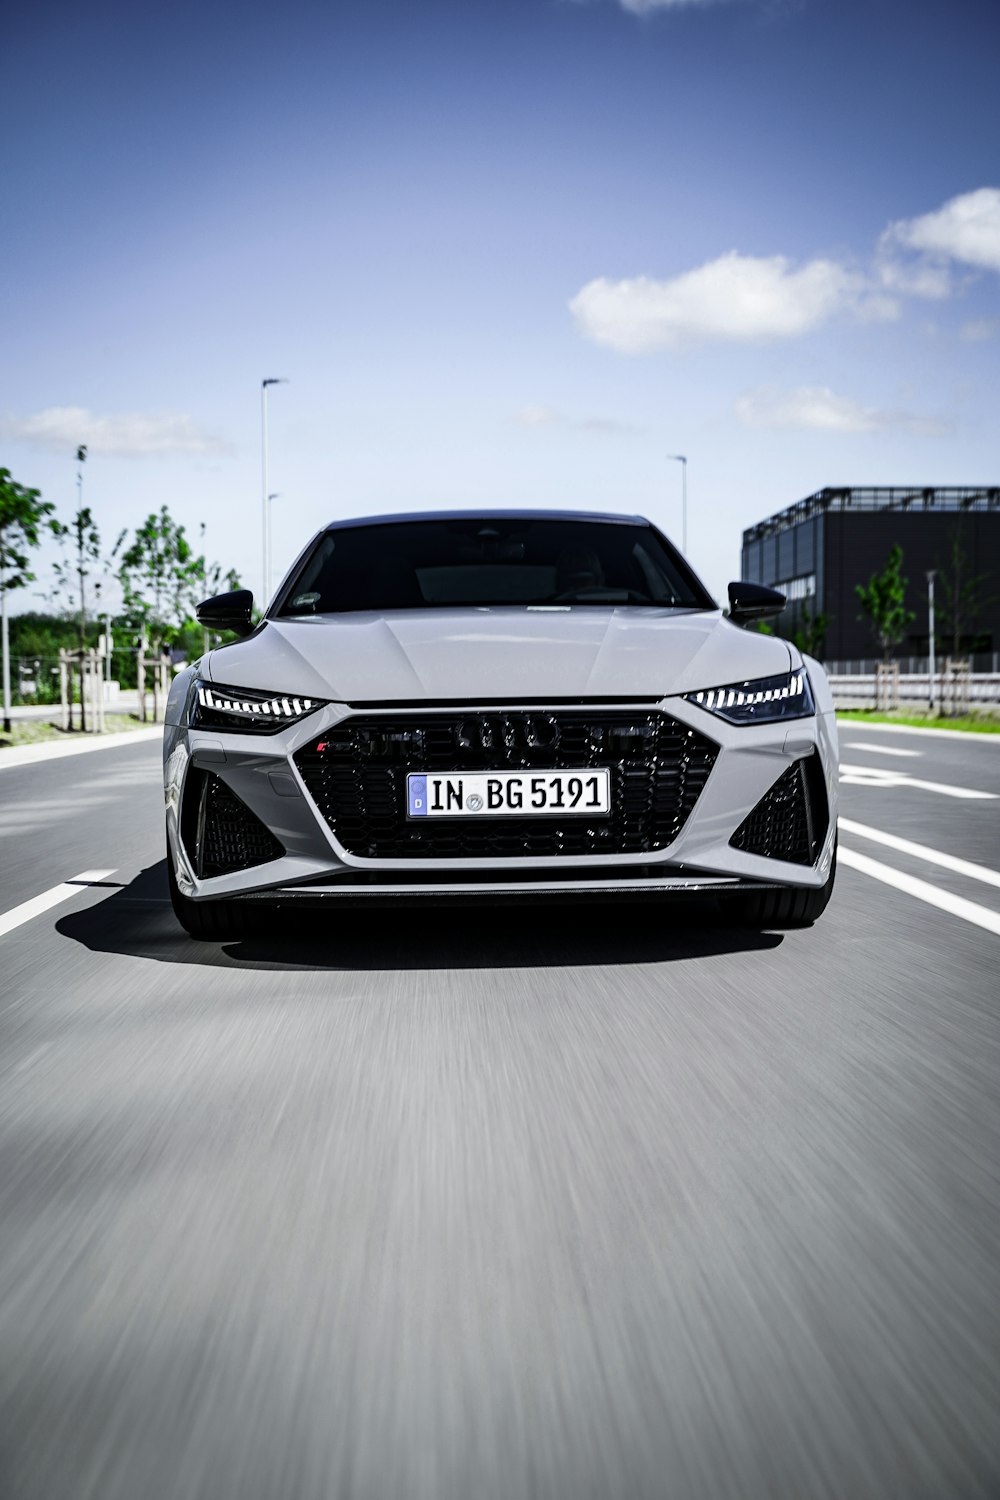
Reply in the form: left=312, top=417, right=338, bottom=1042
left=164, top=693, right=838, bottom=903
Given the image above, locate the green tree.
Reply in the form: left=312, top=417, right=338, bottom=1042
left=935, top=526, right=992, bottom=657
left=855, top=544, right=914, bottom=663
left=51, top=507, right=101, bottom=645
left=791, top=607, right=829, bottom=660
left=0, top=469, right=56, bottom=733
left=117, top=506, right=204, bottom=656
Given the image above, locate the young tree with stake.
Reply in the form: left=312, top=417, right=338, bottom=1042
left=0, top=469, right=56, bottom=735
left=855, top=544, right=915, bottom=664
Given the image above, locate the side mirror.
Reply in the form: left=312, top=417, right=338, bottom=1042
left=727, top=581, right=786, bottom=627
left=196, top=589, right=255, bottom=637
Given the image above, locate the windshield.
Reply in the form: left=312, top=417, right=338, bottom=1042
left=276, top=518, right=713, bottom=615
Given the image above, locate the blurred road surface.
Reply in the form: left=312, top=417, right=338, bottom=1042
left=0, top=726, right=998, bottom=1499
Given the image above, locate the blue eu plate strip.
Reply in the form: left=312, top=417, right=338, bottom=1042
left=407, top=774, right=428, bottom=817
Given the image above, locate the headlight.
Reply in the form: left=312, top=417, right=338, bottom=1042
left=190, top=680, right=326, bottom=734
left=684, top=669, right=815, bottom=725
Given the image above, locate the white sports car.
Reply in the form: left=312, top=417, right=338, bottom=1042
left=164, top=511, right=838, bottom=938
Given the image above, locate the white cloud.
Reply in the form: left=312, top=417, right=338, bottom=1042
left=571, top=187, right=1000, bottom=360
left=514, top=405, right=558, bottom=427
left=513, top=405, right=639, bottom=433
left=0, top=406, right=228, bottom=456
left=736, top=385, right=884, bottom=432
left=570, top=252, right=889, bottom=353
left=883, top=187, right=1000, bottom=275
left=876, top=256, right=953, bottom=301
left=959, top=317, right=999, bottom=343
left=617, top=0, right=724, bottom=10
left=735, top=384, right=948, bottom=435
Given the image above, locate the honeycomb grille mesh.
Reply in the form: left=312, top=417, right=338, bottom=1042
left=294, top=710, right=719, bottom=859
left=729, top=758, right=826, bottom=867
left=183, top=770, right=285, bottom=877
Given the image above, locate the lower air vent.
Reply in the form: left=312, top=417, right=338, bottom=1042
left=730, top=756, right=828, bottom=867
left=181, top=769, right=284, bottom=877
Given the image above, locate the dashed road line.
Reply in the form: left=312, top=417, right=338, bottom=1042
left=844, top=742, right=920, bottom=758
left=839, top=764, right=997, bottom=799
left=0, top=871, right=117, bottom=939
left=839, top=817, right=1000, bottom=890
left=838, top=847, right=1000, bottom=937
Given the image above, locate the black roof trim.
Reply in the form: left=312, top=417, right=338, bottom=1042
left=322, top=509, right=649, bottom=532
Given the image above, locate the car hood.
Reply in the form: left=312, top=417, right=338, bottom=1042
left=206, top=609, right=793, bottom=703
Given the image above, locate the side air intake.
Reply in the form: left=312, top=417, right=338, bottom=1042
left=729, top=756, right=828, bottom=867
left=180, top=769, right=284, bottom=878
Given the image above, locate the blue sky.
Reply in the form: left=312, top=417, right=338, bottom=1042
left=3, top=0, right=999, bottom=608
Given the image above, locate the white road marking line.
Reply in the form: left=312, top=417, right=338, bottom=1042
left=838, top=847, right=1000, bottom=937
left=844, top=742, right=920, bottom=758
left=0, top=870, right=117, bottom=939
left=839, top=764, right=998, bottom=799
left=839, top=818, right=1000, bottom=890
left=835, top=720, right=1000, bottom=744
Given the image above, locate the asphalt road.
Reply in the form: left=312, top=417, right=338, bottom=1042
left=1, top=726, right=998, bottom=1500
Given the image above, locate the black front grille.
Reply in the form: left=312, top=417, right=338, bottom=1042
left=729, top=756, right=828, bottom=866
left=294, top=710, right=719, bottom=859
left=181, top=769, right=285, bottom=877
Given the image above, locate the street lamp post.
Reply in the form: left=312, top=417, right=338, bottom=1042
left=927, top=569, right=937, bottom=714
left=267, top=493, right=280, bottom=600
left=261, top=378, right=288, bottom=606
left=666, top=454, right=687, bottom=555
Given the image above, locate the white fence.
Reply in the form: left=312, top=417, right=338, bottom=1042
left=826, top=654, right=1000, bottom=676
left=827, top=670, right=1000, bottom=707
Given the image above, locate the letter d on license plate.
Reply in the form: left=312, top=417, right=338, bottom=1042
left=406, top=770, right=610, bottom=819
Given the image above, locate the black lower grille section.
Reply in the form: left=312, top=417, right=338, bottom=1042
left=729, top=756, right=828, bottom=866
left=181, top=769, right=285, bottom=877
left=294, top=710, right=719, bottom=859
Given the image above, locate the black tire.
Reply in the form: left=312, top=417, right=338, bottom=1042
left=726, top=842, right=837, bottom=929
left=166, top=843, right=259, bottom=941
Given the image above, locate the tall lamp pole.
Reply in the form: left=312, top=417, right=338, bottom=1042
left=261, top=378, right=288, bottom=606
left=927, top=569, right=937, bottom=714
left=666, top=454, right=687, bottom=555
left=267, top=493, right=280, bottom=600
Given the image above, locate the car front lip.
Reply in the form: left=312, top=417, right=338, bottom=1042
left=165, top=695, right=838, bottom=901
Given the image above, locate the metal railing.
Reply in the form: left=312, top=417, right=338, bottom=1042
left=827, top=671, right=1000, bottom=707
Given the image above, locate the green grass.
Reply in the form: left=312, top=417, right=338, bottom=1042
left=0, top=713, right=152, bottom=751
left=836, top=709, right=1000, bottom=734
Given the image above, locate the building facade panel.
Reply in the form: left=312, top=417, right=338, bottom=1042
left=741, top=488, right=999, bottom=659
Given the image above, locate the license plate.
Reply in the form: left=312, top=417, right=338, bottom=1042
left=406, top=770, right=611, bottom=819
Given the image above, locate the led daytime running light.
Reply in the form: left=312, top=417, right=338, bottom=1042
left=689, top=671, right=806, bottom=715
left=197, top=684, right=317, bottom=720
left=683, top=669, right=814, bottom=725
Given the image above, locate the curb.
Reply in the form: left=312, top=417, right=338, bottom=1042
left=0, top=726, right=163, bottom=772
left=835, top=718, right=1000, bottom=745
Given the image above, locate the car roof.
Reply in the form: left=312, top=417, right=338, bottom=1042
left=322, top=509, right=651, bottom=532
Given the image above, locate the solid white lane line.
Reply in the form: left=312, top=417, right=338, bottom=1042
left=0, top=870, right=117, bottom=940
left=844, top=742, right=920, bottom=758
left=839, top=818, right=1000, bottom=891
left=838, top=848, right=1000, bottom=937
left=838, top=764, right=998, bottom=799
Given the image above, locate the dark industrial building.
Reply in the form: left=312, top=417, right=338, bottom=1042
left=740, top=487, right=1000, bottom=661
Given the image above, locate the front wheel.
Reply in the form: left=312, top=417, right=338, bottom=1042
left=166, top=841, right=260, bottom=941
left=726, top=843, right=837, bottom=929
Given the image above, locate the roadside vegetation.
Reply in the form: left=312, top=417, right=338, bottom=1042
left=2, top=458, right=242, bottom=728
left=0, top=712, right=150, bottom=751
left=836, top=709, right=1000, bottom=734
